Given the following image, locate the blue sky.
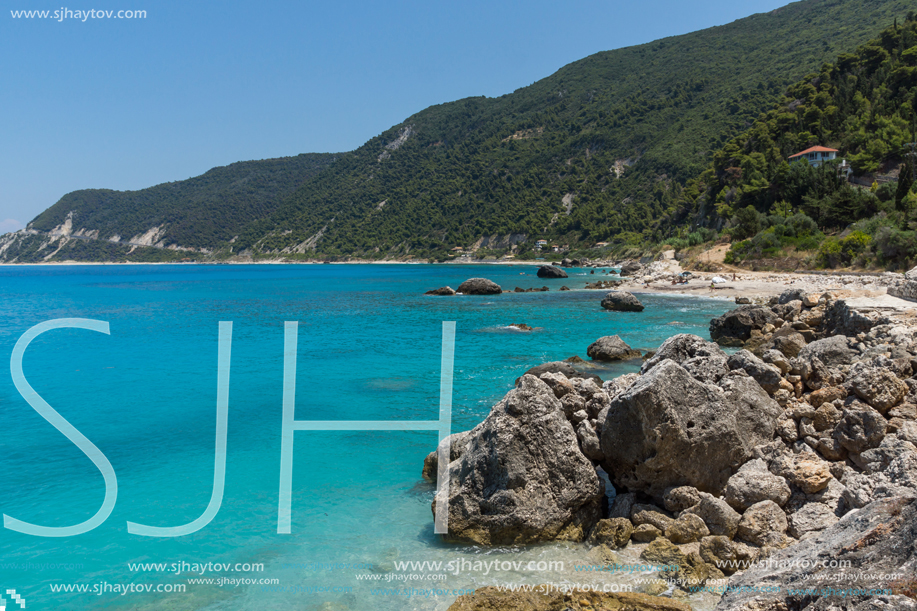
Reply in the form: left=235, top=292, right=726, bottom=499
left=0, top=0, right=793, bottom=232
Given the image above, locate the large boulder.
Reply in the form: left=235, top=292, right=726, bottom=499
left=434, top=375, right=604, bottom=544
left=600, top=357, right=782, bottom=498
left=889, top=265, right=917, bottom=302
left=600, top=291, right=645, bottom=312
left=797, top=335, right=856, bottom=369
left=709, top=305, right=778, bottom=346
left=736, top=500, right=788, bottom=546
left=640, top=334, right=729, bottom=384
left=723, top=458, right=791, bottom=510
left=849, top=362, right=908, bottom=414
left=536, top=265, right=568, bottom=279
left=683, top=493, right=741, bottom=538
left=823, top=299, right=882, bottom=336
left=457, top=278, right=502, bottom=295
left=586, top=335, right=642, bottom=361
left=726, top=350, right=785, bottom=394
left=618, top=261, right=643, bottom=276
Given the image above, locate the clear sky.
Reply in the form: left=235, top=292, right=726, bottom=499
left=1, top=0, right=794, bottom=233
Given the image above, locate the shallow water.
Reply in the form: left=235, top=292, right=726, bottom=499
left=0, top=264, right=730, bottom=610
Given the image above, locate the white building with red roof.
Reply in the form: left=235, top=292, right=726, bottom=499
left=789, top=145, right=839, bottom=167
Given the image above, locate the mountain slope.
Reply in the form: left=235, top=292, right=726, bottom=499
left=3, top=0, right=915, bottom=263
left=234, top=0, right=916, bottom=259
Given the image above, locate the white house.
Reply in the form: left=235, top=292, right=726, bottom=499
left=789, top=146, right=839, bottom=167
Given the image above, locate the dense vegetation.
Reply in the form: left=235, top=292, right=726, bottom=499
left=676, top=15, right=917, bottom=269
left=27, top=153, right=336, bottom=249
left=3, top=0, right=915, bottom=264
left=240, top=0, right=913, bottom=260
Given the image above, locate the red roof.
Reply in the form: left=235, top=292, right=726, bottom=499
left=789, top=146, right=839, bottom=159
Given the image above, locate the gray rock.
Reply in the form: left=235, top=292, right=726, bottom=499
left=788, top=502, right=839, bottom=538
left=699, top=536, right=758, bottom=575
left=456, top=278, right=502, bottom=295
left=849, top=362, right=908, bottom=414
left=602, top=373, right=641, bottom=401
left=434, top=375, right=604, bottom=544
left=618, top=261, right=642, bottom=276
left=727, top=349, right=785, bottom=394
left=665, top=512, right=709, bottom=544
left=763, top=349, right=791, bottom=374
left=536, top=265, right=568, bottom=279
left=631, top=523, right=663, bottom=542
left=608, top=492, right=635, bottom=519
left=587, top=517, right=632, bottom=548
left=631, top=503, right=674, bottom=532
left=709, top=305, right=778, bottom=346
left=823, top=299, right=883, bottom=336
left=576, top=420, right=604, bottom=461
left=684, top=493, right=741, bottom=538
left=600, top=291, right=645, bottom=312
left=422, top=428, right=477, bottom=481
left=736, top=500, right=788, bottom=546
left=586, top=335, right=642, bottom=361
left=521, top=361, right=602, bottom=385
left=663, top=485, right=702, bottom=514
left=834, top=402, right=888, bottom=453
left=601, top=357, right=781, bottom=498
left=425, top=286, right=456, bottom=296
left=797, top=335, right=856, bottom=369
left=723, top=458, right=791, bottom=510
left=717, top=497, right=917, bottom=610
left=640, top=333, right=728, bottom=381
left=778, top=288, right=808, bottom=304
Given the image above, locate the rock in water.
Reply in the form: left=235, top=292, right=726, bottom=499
left=601, top=291, right=644, bottom=312
left=457, top=278, right=502, bottom=295
left=600, top=357, right=782, bottom=498
left=425, top=286, right=456, bottom=296
left=434, top=375, right=604, bottom=544
left=536, top=265, right=568, bottom=279
left=586, top=335, right=642, bottom=361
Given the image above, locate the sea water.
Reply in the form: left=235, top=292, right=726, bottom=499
left=0, top=264, right=731, bottom=611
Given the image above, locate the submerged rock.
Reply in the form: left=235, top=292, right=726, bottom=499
left=457, top=278, right=502, bottom=295
left=434, top=375, right=604, bottom=545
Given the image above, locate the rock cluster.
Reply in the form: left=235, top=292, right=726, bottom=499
left=423, top=295, right=917, bottom=601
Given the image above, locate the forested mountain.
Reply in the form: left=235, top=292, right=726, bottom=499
left=669, top=15, right=917, bottom=268
left=1, top=0, right=914, bottom=263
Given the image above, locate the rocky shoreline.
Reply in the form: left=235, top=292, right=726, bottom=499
left=427, top=281, right=917, bottom=611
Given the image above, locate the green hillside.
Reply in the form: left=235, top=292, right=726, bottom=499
left=670, top=14, right=917, bottom=269
left=26, top=153, right=336, bottom=249
left=3, top=0, right=915, bottom=263
left=236, top=0, right=915, bottom=259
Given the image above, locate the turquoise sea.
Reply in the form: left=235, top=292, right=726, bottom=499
left=0, top=264, right=731, bottom=611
